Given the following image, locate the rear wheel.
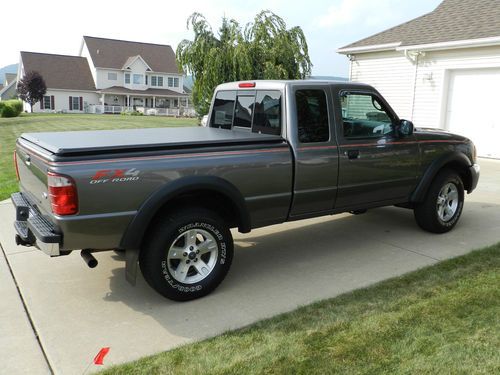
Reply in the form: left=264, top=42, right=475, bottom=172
left=414, top=169, right=464, bottom=233
left=139, top=207, right=233, bottom=301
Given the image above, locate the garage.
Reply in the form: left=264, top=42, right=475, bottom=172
left=445, top=69, right=500, bottom=159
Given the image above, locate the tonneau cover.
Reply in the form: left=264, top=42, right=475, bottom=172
left=20, top=127, right=284, bottom=155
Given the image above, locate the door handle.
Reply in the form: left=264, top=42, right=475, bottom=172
left=346, top=150, right=360, bottom=160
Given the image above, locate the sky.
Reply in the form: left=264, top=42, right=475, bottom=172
left=1, top=0, right=442, bottom=77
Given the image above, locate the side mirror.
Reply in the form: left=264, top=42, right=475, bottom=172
left=396, top=119, right=414, bottom=137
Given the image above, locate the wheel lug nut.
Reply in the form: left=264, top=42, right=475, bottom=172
left=183, top=252, right=188, bottom=257
left=194, top=258, right=198, bottom=262
left=186, top=260, right=190, bottom=264
left=189, top=246, right=194, bottom=250
left=196, top=250, right=200, bottom=254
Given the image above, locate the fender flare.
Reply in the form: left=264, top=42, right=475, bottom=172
left=120, top=176, right=251, bottom=251
left=411, top=151, right=472, bottom=203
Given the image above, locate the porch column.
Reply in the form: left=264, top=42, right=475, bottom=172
left=127, top=95, right=130, bottom=110
left=101, top=93, right=105, bottom=114
left=153, top=96, right=156, bottom=108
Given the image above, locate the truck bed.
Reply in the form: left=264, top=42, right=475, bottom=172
left=20, top=127, right=284, bottom=156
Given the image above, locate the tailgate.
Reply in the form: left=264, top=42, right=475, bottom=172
left=15, top=140, right=53, bottom=215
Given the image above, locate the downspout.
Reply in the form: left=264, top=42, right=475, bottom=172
left=405, top=49, right=421, bottom=121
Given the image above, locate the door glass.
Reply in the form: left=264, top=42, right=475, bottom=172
left=295, top=89, right=329, bottom=143
left=341, top=93, right=394, bottom=139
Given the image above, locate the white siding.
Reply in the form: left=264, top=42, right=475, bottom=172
left=95, top=68, right=124, bottom=89
left=350, top=51, right=416, bottom=120
left=33, top=89, right=99, bottom=113
left=79, top=41, right=97, bottom=86
left=413, top=46, right=500, bottom=128
left=350, top=45, right=500, bottom=130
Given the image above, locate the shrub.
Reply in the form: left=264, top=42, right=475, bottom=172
left=0, top=100, right=23, bottom=118
left=9, top=100, right=23, bottom=115
left=1, top=104, right=18, bottom=118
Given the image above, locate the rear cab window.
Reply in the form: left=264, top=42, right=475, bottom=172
left=209, top=90, right=282, bottom=136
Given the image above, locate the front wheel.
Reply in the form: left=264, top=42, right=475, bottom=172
left=414, top=169, right=464, bottom=233
left=140, top=208, right=233, bottom=301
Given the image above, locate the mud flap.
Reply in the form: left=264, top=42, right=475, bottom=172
left=125, top=248, right=139, bottom=286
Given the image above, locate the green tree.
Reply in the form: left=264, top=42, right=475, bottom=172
left=177, top=11, right=312, bottom=115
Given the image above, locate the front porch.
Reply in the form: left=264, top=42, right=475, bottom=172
left=88, top=89, right=196, bottom=117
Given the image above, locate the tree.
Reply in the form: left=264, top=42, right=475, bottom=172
left=177, top=11, right=312, bottom=115
left=17, top=71, right=47, bottom=113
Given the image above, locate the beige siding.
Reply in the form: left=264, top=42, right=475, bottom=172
left=350, top=51, right=416, bottom=120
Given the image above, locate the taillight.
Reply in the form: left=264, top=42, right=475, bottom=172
left=238, top=82, right=256, bottom=88
left=47, top=172, right=78, bottom=215
left=13, top=150, right=20, bottom=180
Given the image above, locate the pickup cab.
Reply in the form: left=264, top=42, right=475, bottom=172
left=12, top=80, right=480, bottom=301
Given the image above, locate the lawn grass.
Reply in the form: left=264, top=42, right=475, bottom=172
left=0, top=113, right=197, bottom=201
left=100, top=244, right=500, bottom=375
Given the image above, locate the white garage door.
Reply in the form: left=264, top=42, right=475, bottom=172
left=446, top=69, right=500, bottom=159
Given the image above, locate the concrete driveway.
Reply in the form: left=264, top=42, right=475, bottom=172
left=1, top=159, right=499, bottom=374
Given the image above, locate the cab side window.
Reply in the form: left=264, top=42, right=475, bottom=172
left=341, top=93, right=395, bottom=139
left=296, top=89, right=329, bottom=143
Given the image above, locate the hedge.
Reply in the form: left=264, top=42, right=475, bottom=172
left=0, top=99, right=23, bottom=118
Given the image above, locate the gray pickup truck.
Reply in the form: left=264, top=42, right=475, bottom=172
left=12, top=80, right=479, bottom=301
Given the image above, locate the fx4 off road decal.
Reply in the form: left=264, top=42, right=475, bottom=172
left=90, top=168, right=141, bottom=184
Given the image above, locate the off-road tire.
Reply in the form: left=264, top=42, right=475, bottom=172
left=139, top=207, right=233, bottom=301
left=414, top=169, right=464, bottom=233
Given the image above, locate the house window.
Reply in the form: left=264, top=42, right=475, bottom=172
left=133, top=74, right=143, bottom=84
left=151, top=76, right=164, bottom=87
left=125, top=73, right=131, bottom=84
left=108, top=72, right=117, bottom=81
left=168, top=77, right=179, bottom=88
left=72, top=96, right=80, bottom=110
left=43, top=96, right=51, bottom=109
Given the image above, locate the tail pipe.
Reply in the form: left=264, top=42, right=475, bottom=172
left=81, top=249, right=98, bottom=268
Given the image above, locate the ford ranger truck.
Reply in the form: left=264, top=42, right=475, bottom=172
left=12, top=80, right=480, bottom=301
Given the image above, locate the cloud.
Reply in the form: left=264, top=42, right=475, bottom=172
left=317, top=0, right=402, bottom=29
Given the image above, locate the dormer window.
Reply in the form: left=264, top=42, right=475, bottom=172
left=125, top=73, right=131, bottom=84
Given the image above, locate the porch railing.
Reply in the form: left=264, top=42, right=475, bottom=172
left=87, top=104, right=197, bottom=117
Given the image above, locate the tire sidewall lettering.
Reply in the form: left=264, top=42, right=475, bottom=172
left=161, top=221, right=228, bottom=293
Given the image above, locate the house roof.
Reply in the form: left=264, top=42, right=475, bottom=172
left=339, top=0, right=500, bottom=52
left=4, top=73, right=17, bottom=85
left=98, top=86, right=188, bottom=97
left=20, top=52, right=96, bottom=91
left=83, top=36, right=181, bottom=74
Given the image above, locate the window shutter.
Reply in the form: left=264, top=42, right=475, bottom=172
left=69, top=96, right=73, bottom=110
left=79, top=97, right=83, bottom=111
left=51, top=96, right=55, bottom=110
left=40, top=98, right=44, bottom=110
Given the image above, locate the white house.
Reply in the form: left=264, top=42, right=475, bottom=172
left=338, top=0, right=500, bottom=158
left=18, top=36, right=192, bottom=116
left=0, top=73, right=18, bottom=101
